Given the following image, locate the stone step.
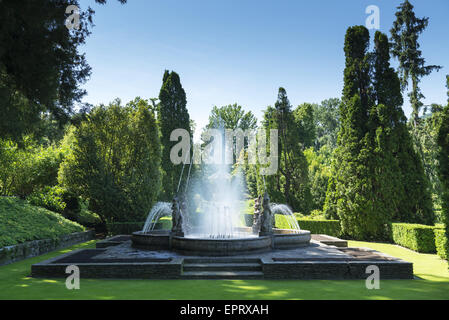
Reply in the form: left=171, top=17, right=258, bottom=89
left=183, top=258, right=261, bottom=264
left=182, top=271, right=264, bottom=279
left=183, top=263, right=262, bottom=272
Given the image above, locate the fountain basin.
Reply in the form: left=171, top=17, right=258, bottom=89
left=132, top=228, right=311, bottom=256
left=272, top=229, right=312, bottom=249
left=132, top=230, right=171, bottom=250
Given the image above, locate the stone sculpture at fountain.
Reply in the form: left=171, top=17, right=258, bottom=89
left=259, top=192, right=273, bottom=236
left=171, top=195, right=184, bottom=236
left=252, top=195, right=261, bottom=233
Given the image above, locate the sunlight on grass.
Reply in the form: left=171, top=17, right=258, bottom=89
left=42, top=280, right=58, bottom=284
left=1, top=239, right=448, bottom=300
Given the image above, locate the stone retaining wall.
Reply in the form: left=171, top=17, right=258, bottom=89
left=0, top=230, right=95, bottom=266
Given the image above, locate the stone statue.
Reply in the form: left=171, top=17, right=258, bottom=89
left=171, top=195, right=184, bottom=236
left=260, top=192, right=273, bottom=235
left=252, top=195, right=262, bottom=233
left=179, top=193, right=190, bottom=233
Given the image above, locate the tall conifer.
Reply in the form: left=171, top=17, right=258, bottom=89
left=158, top=70, right=191, bottom=200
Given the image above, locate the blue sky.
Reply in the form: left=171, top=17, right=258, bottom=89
left=78, top=0, right=449, bottom=139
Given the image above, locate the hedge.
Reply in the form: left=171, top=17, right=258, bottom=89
left=243, top=213, right=341, bottom=237
left=106, top=217, right=173, bottom=235
left=106, top=222, right=145, bottom=235
left=296, top=219, right=341, bottom=237
left=391, top=223, right=437, bottom=253
left=434, top=229, right=449, bottom=260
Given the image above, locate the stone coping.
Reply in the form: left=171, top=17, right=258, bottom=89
left=0, top=230, right=95, bottom=266
left=31, top=239, right=414, bottom=280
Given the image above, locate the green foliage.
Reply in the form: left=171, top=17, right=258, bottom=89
left=0, top=197, right=84, bottom=247
left=158, top=71, right=192, bottom=200
left=325, top=28, right=434, bottom=240
left=105, top=222, right=145, bottom=236
left=297, top=219, right=341, bottom=237
left=391, top=223, right=437, bottom=253
left=26, top=185, right=101, bottom=228
left=0, top=137, right=66, bottom=197
left=304, top=147, right=331, bottom=211
left=294, top=103, right=316, bottom=149
left=436, top=86, right=449, bottom=262
left=342, top=26, right=371, bottom=111
left=313, top=98, right=341, bottom=150
left=58, top=98, right=161, bottom=224
left=0, top=0, right=127, bottom=140
left=257, top=88, right=312, bottom=213
left=434, top=229, right=449, bottom=260
left=272, top=216, right=341, bottom=237
left=206, top=104, right=257, bottom=130
left=372, top=31, right=433, bottom=225
left=27, top=186, right=66, bottom=214
left=390, top=0, right=442, bottom=125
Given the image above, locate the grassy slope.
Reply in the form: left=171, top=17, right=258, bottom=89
left=0, top=197, right=85, bottom=247
left=0, top=240, right=448, bottom=300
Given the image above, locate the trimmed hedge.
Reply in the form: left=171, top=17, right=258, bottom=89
left=296, top=219, right=341, bottom=237
left=434, top=229, right=449, bottom=260
left=244, top=213, right=341, bottom=237
left=106, top=217, right=173, bottom=235
left=391, top=223, right=437, bottom=253
left=106, top=222, right=144, bottom=235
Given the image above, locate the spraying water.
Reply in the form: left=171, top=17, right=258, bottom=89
left=270, top=203, right=301, bottom=232
left=142, top=202, right=172, bottom=233
left=185, top=164, right=253, bottom=239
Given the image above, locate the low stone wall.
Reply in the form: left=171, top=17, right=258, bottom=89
left=0, top=230, right=95, bottom=266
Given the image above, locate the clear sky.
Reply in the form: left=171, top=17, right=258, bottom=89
left=78, top=0, right=449, bottom=140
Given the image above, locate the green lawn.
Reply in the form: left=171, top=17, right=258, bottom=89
left=0, top=240, right=448, bottom=300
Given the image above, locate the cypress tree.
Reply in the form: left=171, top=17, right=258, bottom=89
left=390, top=0, right=442, bottom=126
left=158, top=70, right=191, bottom=200
left=437, top=76, right=449, bottom=262
left=372, top=31, right=434, bottom=224
left=260, top=88, right=311, bottom=213
left=325, top=27, right=435, bottom=235
left=324, top=26, right=372, bottom=221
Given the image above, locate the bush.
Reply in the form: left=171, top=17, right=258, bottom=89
left=243, top=212, right=341, bottom=237
left=273, top=214, right=341, bottom=236
left=58, top=99, right=162, bottom=224
left=106, top=222, right=145, bottom=236
left=434, top=229, right=449, bottom=260
left=297, top=218, right=341, bottom=237
left=0, top=197, right=85, bottom=247
left=391, top=223, right=437, bottom=253
left=27, top=186, right=66, bottom=213
left=0, top=138, right=66, bottom=197
left=27, top=186, right=102, bottom=229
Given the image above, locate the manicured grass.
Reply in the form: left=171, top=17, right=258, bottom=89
left=0, top=240, right=448, bottom=300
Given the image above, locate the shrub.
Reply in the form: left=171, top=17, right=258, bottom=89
left=0, top=138, right=66, bottom=197
left=434, top=229, right=449, bottom=260
left=0, top=197, right=85, bottom=247
left=273, top=214, right=341, bottom=236
left=297, top=218, right=341, bottom=237
left=391, top=223, right=437, bottom=253
left=58, top=99, right=162, bottom=224
left=27, top=186, right=66, bottom=213
left=106, top=222, right=145, bottom=236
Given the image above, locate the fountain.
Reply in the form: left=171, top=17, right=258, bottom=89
left=132, top=136, right=311, bottom=255
left=30, top=126, right=414, bottom=280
